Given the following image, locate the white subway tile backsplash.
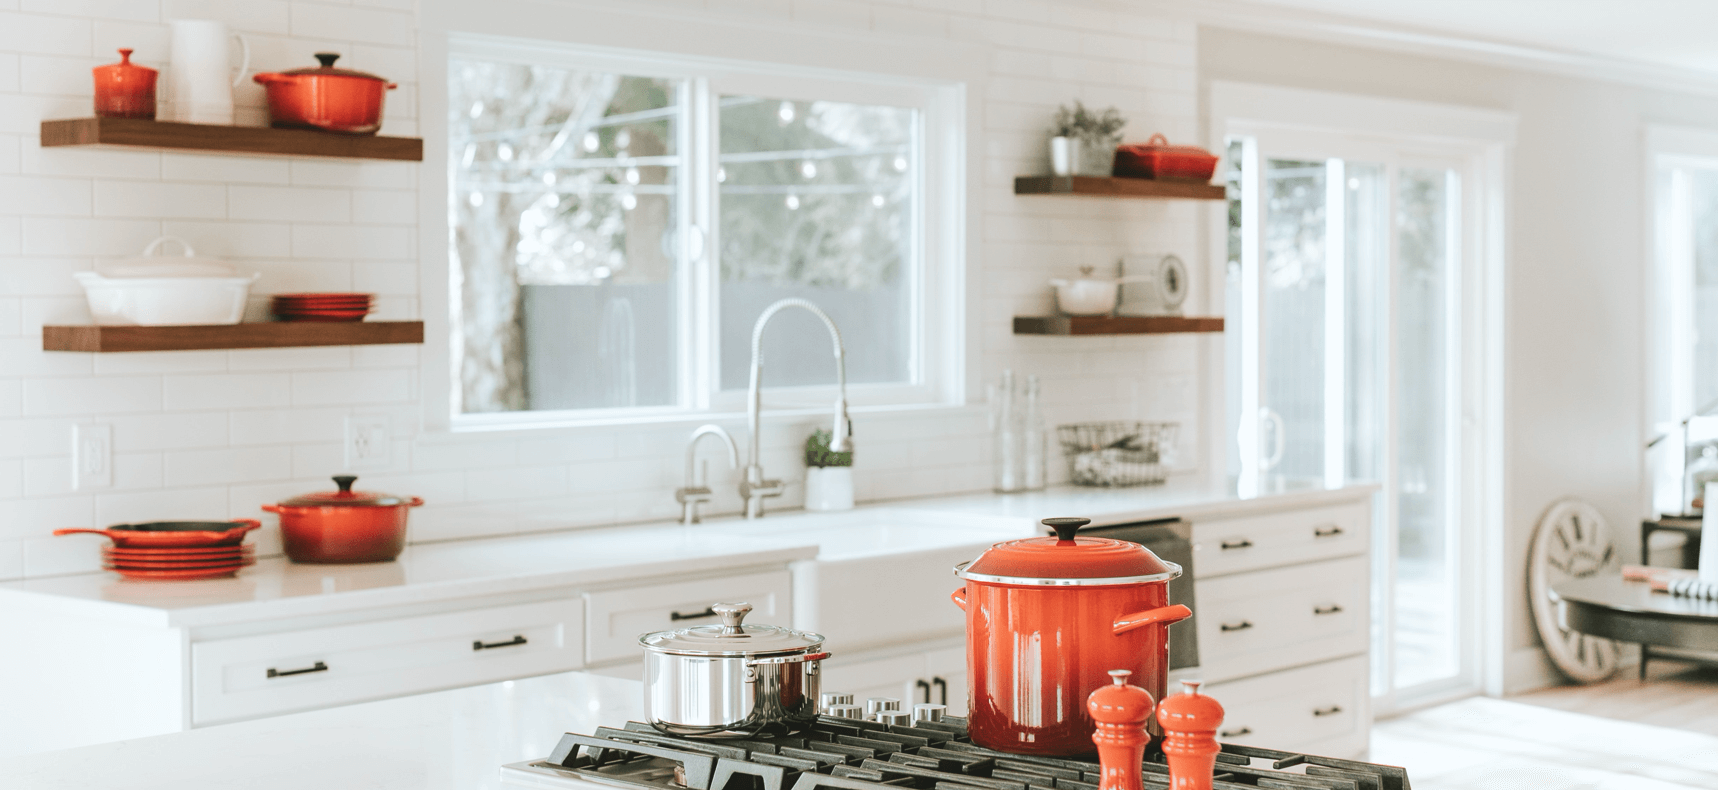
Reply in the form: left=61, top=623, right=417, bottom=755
left=871, top=4, right=947, bottom=36
left=160, top=220, right=292, bottom=259
left=226, top=345, right=351, bottom=371
left=288, top=441, right=343, bottom=478
left=0, top=53, right=18, bottom=93
left=352, top=261, right=416, bottom=294
left=92, top=349, right=228, bottom=375
left=0, top=337, right=92, bottom=375
left=0, top=12, right=91, bottom=57
left=291, top=368, right=409, bottom=405
left=228, top=406, right=345, bottom=445
left=0, top=539, right=22, bottom=580
left=229, top=185, right=351, bottom=223
left=1, top=257, right=93, bottom=297
left=0, top=297, right=19, bottom=335
left=21, top=532, right=100, bottom=577
left=351, top=189, right=415, bottom=225
left=0, top=458, right=20, bottom=498
left=465, top=464, right=568, bottom=502
left=165, top=445, right=292, bottom=487
left=290, top=3, right=414, bottom=47
left=112, top=452, right=163, bottom=490
left=21, top=139, right=161, bottom=180
left=93, top=486, right=228, bottom=525
left=0, top=175, right=91, bottom=217
left=290, top=223, right=409, bottom=259
left=90, top=20, right=169, bottom=64
left=21, top=456, right=72, bottom=496
left=289, top=159, right=416, bottom=189
left=161, top=0, right=291, bottom=35
left=161, top=154, right=291, bottom=185
left=23, top=375, right=161, bottom=415
left=162, top=372, right=290, bottom=411
left=0, top=495, right=92, bottom=538
left=22, top=217, right=161, bottom=256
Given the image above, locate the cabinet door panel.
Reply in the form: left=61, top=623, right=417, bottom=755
left=1192, top=502, right=1368, bottom=579
left=1194, top=555, right=1367, bottom=683
left=583, top=571, right=790, bottom=665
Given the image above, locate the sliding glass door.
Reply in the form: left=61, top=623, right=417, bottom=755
left=1226, top=131, right=1479, bottom=710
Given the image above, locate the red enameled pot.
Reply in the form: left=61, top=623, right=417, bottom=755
left=252, top=53, right=396, bottom=135
left=263, top=475, right=422, bottom=563
left=92, top=48, right=158, bottom=120
left=951, top=517, right=1191, bottom=756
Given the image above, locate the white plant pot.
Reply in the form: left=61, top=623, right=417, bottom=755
left=1050, top=136, right=1078, bottom=176
left=804, top=467, right=855, bottom=512
left=1078, top=136, right=1117, bottom=176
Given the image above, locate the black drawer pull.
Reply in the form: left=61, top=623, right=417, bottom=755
left=933, top=676, right=948, bottom=705
left=671, top=607, right=717, bottom=621
left=1313, top=525, right=1344, bottom=538
left=1313, top=705, right=1343, bottom=717
left=1219, top=727, right=1251, bottom=738
left=473, top=635, right=528, bottom=651
left=1220, top=538, right=1254, bottom=550
left=1314, top=605, right=1343, bottom=615
left=916, top=679, right=932, bottom=703
left=1219, top=621, right=1254, bottom=633
left=267, top=661, right=328, bottom=679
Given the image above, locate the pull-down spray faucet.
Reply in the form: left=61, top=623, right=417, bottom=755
left=741, top=298, right=852, bottom=519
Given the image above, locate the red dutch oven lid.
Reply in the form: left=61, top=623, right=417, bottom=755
left=955, top=517, right=1179, bottom=586
left=276, top=53, right=392, bottom=83
left=277, top=475, right=414, bottom=508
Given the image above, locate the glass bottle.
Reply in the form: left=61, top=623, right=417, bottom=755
left=1024, top=374, right=1046, bottom=490
left=1688, top=445, right=1718, bottom=515
left=992, top=370, right=1023, bottom=492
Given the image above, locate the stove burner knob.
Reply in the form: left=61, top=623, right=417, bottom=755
left=874, top=710, right=912, bottom=726
left=912, top=704, right=946, bottom=723
left=865, top=697, right=901, bottom=715
left=827, top=704, right=865, bottom=719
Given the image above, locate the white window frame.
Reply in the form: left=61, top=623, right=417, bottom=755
left=418, top=2, right=975, bottom=434
left=1644, top=126, right=1718, bottom=516
left=1210, top=82, right=1512, bottom=712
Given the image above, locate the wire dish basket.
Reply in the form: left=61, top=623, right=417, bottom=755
left=1057, top=421, right=1178, bottom=487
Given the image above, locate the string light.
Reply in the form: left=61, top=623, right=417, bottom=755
left=800, top=161, right=817, bottom=179
left=871, top=194, right=885, bottom=207
left=785, top=195, right=800, bottom=210
left=583, top=131, right=600, bottom=152
left=497, top=143, right=513, bottom=161
left=893, top=156, right=908, bottom=172
left=468, top=192, right=483, bottom=207
left=625, top=167, right=640, bottom=185
left=615, top=129, right=631, bottom=150
left=543, top=172, right=556, bottom=185
left=778, top=101, right=795, bottom=125
left=468, top=101, right=483, bottom=119
left=621, top=193, right=638, bottom=210
left=716, top=167, right=726, bottom=183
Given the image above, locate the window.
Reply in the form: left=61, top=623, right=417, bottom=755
left=447, top=41, right=955, bottom=426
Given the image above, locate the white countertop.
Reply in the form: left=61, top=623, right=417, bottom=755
left=0, top=669, right=643, bottom=790
left=0, top=478, right=1375, bottom=629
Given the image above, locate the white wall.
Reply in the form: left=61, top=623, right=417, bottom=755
left=0, top=0, right=1210, bottom=580
left=1201, top=26, right=1718, bottom=691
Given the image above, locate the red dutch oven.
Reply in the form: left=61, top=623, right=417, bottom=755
left=952, top=517, right=1191, bottom=756
left=263, top=475, right=422, bottom=563
left=253, top=53, right=396, bottom=135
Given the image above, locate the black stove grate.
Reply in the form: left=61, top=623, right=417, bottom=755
left=508, top=715, right=1409, bottom=790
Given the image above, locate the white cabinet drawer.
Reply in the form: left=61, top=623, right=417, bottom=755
left=1193, top=502, right=1368, bottom=579
left=583, top=570, right=791, bottom=665
left=191, top=598, right=584, bottom=726
left=1194, top=555, right=1367, bottom=683
left=1203, top=654, right=1369, bottom=756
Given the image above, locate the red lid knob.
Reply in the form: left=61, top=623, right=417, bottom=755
left=1088, top=669, right=1155, bottom=725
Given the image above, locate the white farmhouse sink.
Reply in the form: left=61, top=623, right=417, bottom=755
left=707, top=509, right=1035, bottom=652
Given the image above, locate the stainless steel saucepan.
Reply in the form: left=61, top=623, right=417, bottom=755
left=638, top=602, right=830, bottom=738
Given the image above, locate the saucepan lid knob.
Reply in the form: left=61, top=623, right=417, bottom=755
left=1044, top=517, right=1091, bottom=544
left=712, top=602, right=752, bottom=634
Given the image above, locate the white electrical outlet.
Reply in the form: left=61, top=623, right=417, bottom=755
left=72, top=423, right=112, bottom=490
left=344, top=415, right=392, bottom=470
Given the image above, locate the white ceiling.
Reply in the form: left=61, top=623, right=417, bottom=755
left=1212, top=0, right=1718, bottom=78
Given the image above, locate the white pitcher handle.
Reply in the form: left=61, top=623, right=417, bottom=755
left=142, top=235, right=196, bottom=258
left=231, top=32, right=250, bottom=87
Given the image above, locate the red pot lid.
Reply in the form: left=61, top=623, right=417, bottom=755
left=955, top=517, right=1179, bottom=586
left=276, top=53, right=388, bottom=82
left=277, top=475, right=409, bottom=507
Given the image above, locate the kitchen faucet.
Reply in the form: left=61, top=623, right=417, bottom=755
left=742, top=298, right=852, bottom=519
left=675, top=424, right=739, bottom=525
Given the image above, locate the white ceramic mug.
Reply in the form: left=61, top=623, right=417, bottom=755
left=168, top=19, right=250, bottom=125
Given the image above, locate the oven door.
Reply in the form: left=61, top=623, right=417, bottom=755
left=1080, top=518, right=1198, bottom=671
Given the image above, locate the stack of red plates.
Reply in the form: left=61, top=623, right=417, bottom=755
left=102, top=544, right=256, bottom=580
left=271, top=293, right=374, bottom=322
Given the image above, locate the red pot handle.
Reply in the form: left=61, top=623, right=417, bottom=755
left=950, top=587, right=967, bottom=611
left=252, top=73, right=294, bottom=86
left=406, top=497, right=424, bottom=507
left=52, top=528, right=115, bottom=538
left=1112, top=603, right=1191, bottom=636
left=261, top=504, right=283, bottom=513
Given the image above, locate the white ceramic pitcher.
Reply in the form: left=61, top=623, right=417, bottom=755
left=168, top=19, right=250, bottom=125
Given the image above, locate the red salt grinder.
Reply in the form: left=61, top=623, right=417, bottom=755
left=92, top=48, right=158, bottom=119
left=1156, top=679, right=1224, bottom=790
left=1087, top=669, right=1154, bottom=790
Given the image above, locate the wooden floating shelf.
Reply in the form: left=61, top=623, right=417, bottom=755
left=1013, top=316, right=1225, bottom=336
left=1013, top=175, right=1225, bottom=200
left=43, top=321, right=425, bottom=352
left=41, top=117, right=423, bottom=161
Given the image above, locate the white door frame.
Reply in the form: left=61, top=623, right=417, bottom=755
left=1209, top=82, right=1513, bottom=713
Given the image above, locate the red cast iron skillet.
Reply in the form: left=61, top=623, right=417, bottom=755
left=54, top=520, right=261, bottom=548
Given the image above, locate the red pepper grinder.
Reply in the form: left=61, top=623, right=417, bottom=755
left=1156, top=679, right=1224, bottom=790
left=1087, top=669, right=1154, bottom=790
left=92, top=48, right=158, bottom=119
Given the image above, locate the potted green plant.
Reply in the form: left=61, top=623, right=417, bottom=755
left=804, top=428, right=854, bottom=511
left=1050, top=101, right=1127, bottom=177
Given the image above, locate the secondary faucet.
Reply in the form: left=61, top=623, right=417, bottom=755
left=742, top=298, right=853, bottom=519
left=675, top=424, right=739, bottom=525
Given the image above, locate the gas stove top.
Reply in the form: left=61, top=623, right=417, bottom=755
left=501, top=715, right=1410, bottom=790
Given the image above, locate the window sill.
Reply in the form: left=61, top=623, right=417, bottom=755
left=423, top=399, right=983, bottom=444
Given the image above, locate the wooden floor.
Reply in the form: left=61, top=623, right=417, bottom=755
left=1370, top=659, right=1718, bottom=789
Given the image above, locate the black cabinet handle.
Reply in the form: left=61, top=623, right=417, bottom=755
left=473, top=635, right=528, bottom=651
left=267, top=661, right=328, bottom=679
left=1313, top=705, right=1343, bottom=717
left=916, top=679, right=932, bottom=703
left=1220, top=538, right=1254, bottom=550
left=1219, top=620, right=1254, bottom=633
left=1219, top=727, right=1251, bottom=738
left=1313, top=605, right=1343, bottom=615
left=671, top=607, right=717, bottom=621
left=1313, top=525, right=1344, bottom=538
left=933, top=676, right=948, bottom=705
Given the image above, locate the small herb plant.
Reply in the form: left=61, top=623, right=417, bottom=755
left=1052, top=100, right=1126, bottom=143
left=805, top=428, right=853, bottom=468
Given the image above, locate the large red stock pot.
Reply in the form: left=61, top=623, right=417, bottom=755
left=952, top=517, right=1190, bottom=755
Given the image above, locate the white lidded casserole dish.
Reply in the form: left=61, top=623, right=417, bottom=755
left=75, top=236, right=257, bottom=326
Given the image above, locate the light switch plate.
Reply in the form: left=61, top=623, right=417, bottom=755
left=72, top=423, right=112, bottom=490
left=344, top=415, right=392, bottom=471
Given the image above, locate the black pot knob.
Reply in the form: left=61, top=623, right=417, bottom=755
left=1043, top=517, right=1091, bottom=543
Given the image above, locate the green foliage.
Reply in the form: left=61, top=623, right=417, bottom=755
left=805, top=428, right=853, bottom=468
left=1052, top=100, right=1126, bottom=141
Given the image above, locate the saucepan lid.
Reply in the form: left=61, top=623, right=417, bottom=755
left=276, top=475, right=415, bottom=508
left=955, top=517, right=1180, bottom=586
left=638, top=602, right=825, bottom=657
